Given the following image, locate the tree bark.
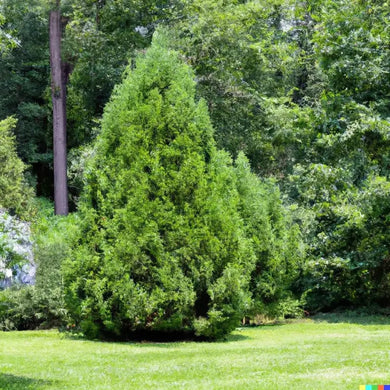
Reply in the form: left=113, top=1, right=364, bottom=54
left=49, top=7, right=68, bottom=215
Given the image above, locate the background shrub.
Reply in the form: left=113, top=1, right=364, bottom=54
left=234, top=152, right=305, bottom=316
left=0, top=199, right=79, bottom=330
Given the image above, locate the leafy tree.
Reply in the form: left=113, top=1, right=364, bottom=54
left=0, top=0, right=51, bottom=194
left=286, top=1, right=390, bottom=310
left=313, top=0, right=390, bottom=115
left=168, top=0, right=315, bottom=176
left=0, top=117, right=34, bottom=217
left=63, top=0, right=181, bottom=148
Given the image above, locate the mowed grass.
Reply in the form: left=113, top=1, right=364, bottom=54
left=1, top=315, right=390, bottom=389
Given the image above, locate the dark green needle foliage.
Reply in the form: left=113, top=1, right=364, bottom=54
left=234, top=152, right=303, bottom=318
left=64, top=32, right=259, bottom=340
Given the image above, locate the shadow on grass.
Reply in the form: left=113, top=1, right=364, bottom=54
left=311, top=311, right=390, bottom=326
left=62, top=329, right=251, bottom=346
left=0, top=373, right=55, bottom=389
left=223, top=333, right=250, bottom=342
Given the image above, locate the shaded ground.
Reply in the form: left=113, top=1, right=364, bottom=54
left=312, top=311, right=390, bottom=325
left=0, top=374, right=53, bottom=390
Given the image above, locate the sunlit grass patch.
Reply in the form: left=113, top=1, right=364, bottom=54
left=0, top=315, right=389, bottom=389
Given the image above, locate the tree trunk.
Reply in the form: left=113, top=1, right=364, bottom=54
left=49, top=7, right=68, bottom=215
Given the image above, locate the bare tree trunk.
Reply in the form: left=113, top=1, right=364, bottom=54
left=49, top=6, right=68, bottom=215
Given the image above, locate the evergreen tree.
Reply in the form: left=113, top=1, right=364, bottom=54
left=64, top=32, right=255, bottom=340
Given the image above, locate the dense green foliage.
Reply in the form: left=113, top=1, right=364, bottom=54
left=63, top=33, right=300, bottom=340
left=63, top=0, right=175, bottom=148
left=0, top=200, right=78, bottom=330
left=0, top=117, right=33, bottom=216
left=0, top=11, right=16, bottom=53
left=165, top=0, right=390, bottom=311
left=286, top=1, right=390, bottom=310
left=0, top=0, right=51, bottom=193
left=169, top=0, right=305, bottom=173
left=234, top=153, right=303, bottom=318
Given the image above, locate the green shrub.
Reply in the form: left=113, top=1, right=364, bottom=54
left=0, top=199, right=79, bottom=330
left=0, top=286, right=39, bottom=330
left=293, top=170, right=390, bottom=311
left=0, top=283, right=68, bottom=331
left=234, top=153, right=305, bottom=315
left=32, top=200, right=79, bottom=327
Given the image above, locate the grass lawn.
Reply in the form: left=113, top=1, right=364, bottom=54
left=1, top=314, right=390, bottom=389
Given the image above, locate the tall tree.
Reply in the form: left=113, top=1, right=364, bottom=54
left=0, top=0, right=51, bottom=195
left=168, top=0, right=310, bottom=176
left=49, top=0, right=68, bottom=215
